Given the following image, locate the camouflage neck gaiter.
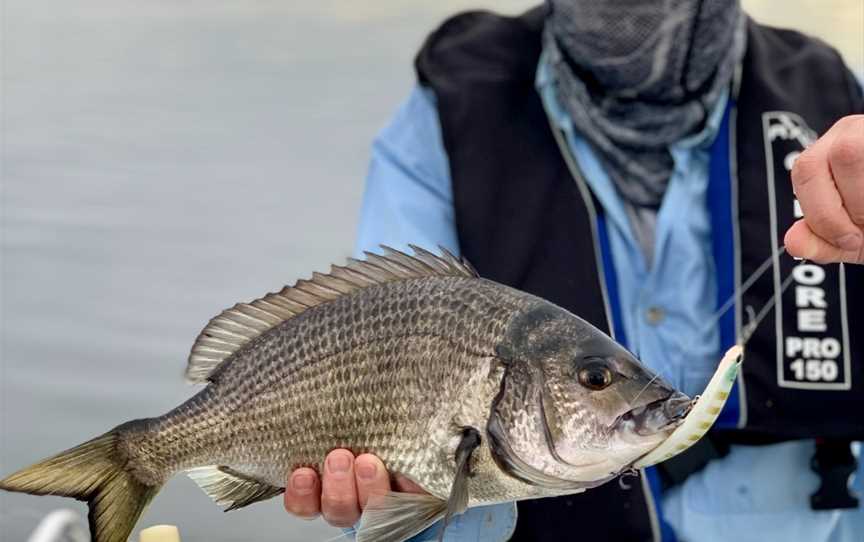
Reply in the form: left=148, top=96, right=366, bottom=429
left=543, top=0, right=746, bottom=261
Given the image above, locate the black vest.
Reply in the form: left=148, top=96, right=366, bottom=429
left=416, top=7, right=864, bottom=541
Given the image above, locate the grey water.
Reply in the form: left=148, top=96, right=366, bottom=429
left=0, top=1, right=531, bottom=540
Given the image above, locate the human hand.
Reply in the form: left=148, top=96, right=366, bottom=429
left=785, top=115, right=864, bottom=264
left=283, top=449, right=427, bottom=528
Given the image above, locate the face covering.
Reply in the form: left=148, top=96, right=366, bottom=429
left=543, top=0, right=746, bottom=262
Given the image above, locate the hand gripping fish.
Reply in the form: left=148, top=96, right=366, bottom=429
left=1, top=247, right=699, bottom=542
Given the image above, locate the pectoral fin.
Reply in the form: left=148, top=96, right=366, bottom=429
left=356, top=428, right=482, bottom=542
left=356, top=492, right=447, bottom=542
left=438, top=427, right=482, bottom=541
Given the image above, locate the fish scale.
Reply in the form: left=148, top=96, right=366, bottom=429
left=138, top=277, right=524, bottom=495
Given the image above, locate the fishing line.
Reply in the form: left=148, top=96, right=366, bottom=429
left=549, top=111, right=792, bottom=379
left=620, top=250, right=798, bottom=485
left=667, top=245, right=792, bottom=374
left=741, top=268, right=797, bottom=344
left=628, top=245, right=792, bottom=410
left=701, top=245, right=786, bottom=341
left=630, top=372, right=662, bottom=407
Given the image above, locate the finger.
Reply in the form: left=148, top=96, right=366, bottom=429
left=791, top=138, right=863, bottom=252
left=785, top=219, right=864, bottom=264
left=284, top=467, right=321, bottom=518
left=827, top=115, right=864, bottom=227
left=354, top=454, right=391, bottom=510
left=321, top=449, right=361, bottom=528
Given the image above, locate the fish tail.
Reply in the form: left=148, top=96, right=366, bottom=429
left=0, top=422, right=162, bottom=542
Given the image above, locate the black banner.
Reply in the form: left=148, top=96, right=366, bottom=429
left=762, top=111, right=851, bottom=391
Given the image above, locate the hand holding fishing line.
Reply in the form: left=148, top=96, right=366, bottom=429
left=785, top=114, right=864, bottom=264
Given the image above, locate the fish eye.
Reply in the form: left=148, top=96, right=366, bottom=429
left=578, top=361, right=613, bottom=391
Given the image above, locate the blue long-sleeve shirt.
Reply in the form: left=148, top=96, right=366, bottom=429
left=355, top=67, right=863, bottom=541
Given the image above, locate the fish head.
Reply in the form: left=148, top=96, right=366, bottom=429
left=488, top=303, right=691, bottom=489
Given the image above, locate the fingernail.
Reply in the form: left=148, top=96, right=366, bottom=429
left=837, top=233, right=863, bottom=251
left=327, top=453, right=351, bottom=473
left=292, top=473, right=315, bottom=495
left=356, top=462, right=377, bottom=481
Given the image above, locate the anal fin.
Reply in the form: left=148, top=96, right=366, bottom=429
left=187, top=465, right=284, bottom=512
left=356, top=492, right=447, bottom=542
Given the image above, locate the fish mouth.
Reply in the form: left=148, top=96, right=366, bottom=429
left=617, top=392, right=693, bottom=436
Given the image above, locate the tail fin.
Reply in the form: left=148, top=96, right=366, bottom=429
left=0, top=431, right=161, bottom=542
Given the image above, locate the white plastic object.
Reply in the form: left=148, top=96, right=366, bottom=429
left=633, top=345, right=743, bottom=468
left=27, top=509, right=88, bottom=542
left=139, top=525, right=181, bottom=542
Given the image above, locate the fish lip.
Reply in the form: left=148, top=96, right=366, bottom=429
left=664, top=392, right=695, bottom=422
left=615, top=394, right=694, bottom=433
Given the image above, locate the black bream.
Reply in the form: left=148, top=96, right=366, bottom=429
left=0, top=247, right=691, bottom=542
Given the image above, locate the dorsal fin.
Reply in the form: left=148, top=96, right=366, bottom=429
left=186, top=245, right=477, bottom=383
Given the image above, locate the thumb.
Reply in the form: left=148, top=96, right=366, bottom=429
left=785, top=219, right=864, bottom=264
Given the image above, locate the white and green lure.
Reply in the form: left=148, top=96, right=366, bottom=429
left=634, top=345, right=743, bottom=468
left=633, top=246, right=799, bottom=469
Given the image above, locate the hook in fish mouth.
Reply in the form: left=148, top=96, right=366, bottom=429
left=617, top=392, right=693, bottom=435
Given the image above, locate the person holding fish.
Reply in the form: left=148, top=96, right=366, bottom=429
left=283, top=0, right=864, bottom=541
left=2, top=2, right=862, bottom=542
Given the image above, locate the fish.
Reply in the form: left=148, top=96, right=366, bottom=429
left=0, top=246, right=691, bottom=542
